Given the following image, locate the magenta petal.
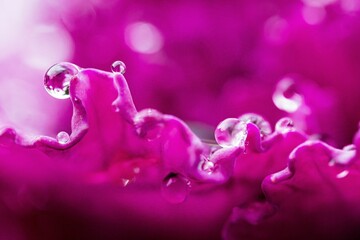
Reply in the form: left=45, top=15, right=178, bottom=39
left=224, top=130, right=360, bottom=240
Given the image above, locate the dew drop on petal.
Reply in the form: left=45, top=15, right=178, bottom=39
left=275, top=117, right=294, bottom=134
left=200, top=157, right=215, bottom=174
left=111, top=60, right=126, bottom=74
left=215, top=118, right=247, bottom=148
left=273, top=77, right=303, bottom=113
left=239, top=113, right=272, bottom=137
left=161, top=172, right=191, bottom=204
left=56, top=131, right=70, bottom=144
left=44, top=62, right=79, bottom=99
left=112, top=103, right=120, bottom=113
left=134, top=108, right=164, bottom=141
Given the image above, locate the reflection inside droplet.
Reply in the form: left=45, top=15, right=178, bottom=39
left=215, top=118, right=247, bottom=148
left=239, top=113, right=272, bottom=137
left=44, top=62, right=79, bottom=99
left=161, top=172, right=191, bottom=204
left=56, top=131, right=70, bottom=144
left=134, top=109, right=164, bottom=141
left=111, top=60, right=126, bottom=74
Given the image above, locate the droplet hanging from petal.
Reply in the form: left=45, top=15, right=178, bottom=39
left=161, top=172, right=191, bottom=204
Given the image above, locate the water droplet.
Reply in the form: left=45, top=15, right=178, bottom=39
left=56, top=131, right=70, bottom=144
left=239, top=113, right=272, bottom=137
left=44, top=62, right=79, bottom=99
left=273, top=77, right=303, bottom=113
left=215, top=118, right=247, bottom=148
left=200, top=158, right=215, bottom=174
left=112, top=103, right=120, bottom=113
left=161, top=172, right=191, bottom=204
left=134, top=109, right=164, bottom=141
left=111, top=60, right=126, bottom=74
left=275, top=117, right=294, bottom=134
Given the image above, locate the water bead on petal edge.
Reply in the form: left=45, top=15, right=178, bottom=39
left=238, top=113, right=272, bottom=137
left=44, top=62, right=79, bottom=99
left=111, top=60, right=126, bottom=74
left=275, top=117, right=295, bottom=134
left=56, top=131, right=70, bottom=144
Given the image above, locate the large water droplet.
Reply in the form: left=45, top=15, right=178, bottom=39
left=161, top=172, right=191, bottom=204
left=275, top=117, right=294, bottom=134
left=215, top=118, right=247, bottom=148
left=239, top=113, right=272, bottom=137
left=56, top=131, right=70, bottom=144
left=111, top=60, right=126, bottom=74
left=273, top=77, right=303, bottom=113
left=44, top=62, right=79, bottom=99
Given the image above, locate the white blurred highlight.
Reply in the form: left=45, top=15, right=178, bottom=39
left=273, top=77, right=303, bottom=113
left=23, top=25, right=74, bottom=70
left=0, top=0, right=74, bottom=136
left=302, top=6, right=326, bottom=25
left=125, top=22, right=163, bottom=54
left=0, top=0, right=37, bottom=60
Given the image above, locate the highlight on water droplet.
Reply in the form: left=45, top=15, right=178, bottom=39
left=275, top=117, right=294, bottom=134
left=111, top=60, right=126, bottom=74
left=44, top=62, right=79, bottom=99
left=273, top=77, right=303, bottom=113
left=56, top=131, right=70, bottom=144
left=215, top=118, right=247, bottom=148
left=161, top=172, right=191, bottom=204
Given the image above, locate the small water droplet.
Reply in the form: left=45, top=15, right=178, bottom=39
left=275, top=117, right=294, bottom=134
left=44, top=62, right=79, bottom=99
left=112, top=103, right=120, bottom=113
left=200, top=159, right=215, bottom=174
left=239, top=113, right=272, bottom=137
left=111, top=60, right=126, bottom=74
left=215, top=118, right=247, bottom=148
left=134, top=109, right=164, bottom=141
left=161, top=172, right=191, bottom=204
left=56, top=131, right=70, bottom=144
left=273, top=77, right=303, bottom=113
